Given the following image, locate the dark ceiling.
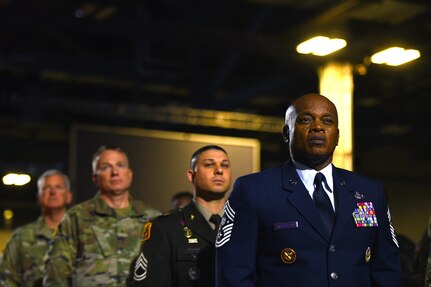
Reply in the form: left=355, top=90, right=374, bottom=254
left=0, top=0, right=430, bottom=226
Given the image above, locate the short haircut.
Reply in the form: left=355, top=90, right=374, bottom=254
left=91, top=145, right=129, bottom=173
left=190, top=145, right=227, bottom=171
left=37, top=169, right=71, bottom=193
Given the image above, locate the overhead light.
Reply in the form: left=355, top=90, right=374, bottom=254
left=2, top=173, right=31, bottom=186
left=370, top=47, right=420, bottom=66
left=296, top=36, right=347, bottom=56
left=3, top=209, right=13, bottom=220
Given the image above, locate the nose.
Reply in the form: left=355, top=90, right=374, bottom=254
left=215, top=165, right=223, bottom=175
left=311, top=119, right=324, bottom=132
left=111, top=166, right=119, bottom=175
left=47, top=187, right=57, bottom=195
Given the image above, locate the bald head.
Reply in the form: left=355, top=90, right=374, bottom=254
left=285, top=93, right=338, bottom=127
left=283, top=93, right=339, bottom=170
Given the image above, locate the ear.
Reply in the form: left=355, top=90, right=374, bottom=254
left=282, top=125, right=289, bottom=143
left=37, top=191, right=42, bottom=205
left=92, top=173, right=98, bottom=186
left=128, top=168, right=133, bottom=181
left=186, top=169, right=194, bottom=184
left=336, top=128, right=340, bottom=146
left=66, top=190, right=73, bottom=205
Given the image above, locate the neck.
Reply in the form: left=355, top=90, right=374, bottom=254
left=292, top=156, right=332, bottom=171
left=195, top=196, right=226, bottom=214
left=42, top=208, right=67, bottom=229
left=100, top=192, right=130, bottom=209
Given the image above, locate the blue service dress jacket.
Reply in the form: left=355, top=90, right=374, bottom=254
left=215, top=160, right=402, bottom=287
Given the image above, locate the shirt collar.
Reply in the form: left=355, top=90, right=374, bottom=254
left=34, top=216, right=56, bottom=239
left=194, top=199, right=223, bottom=223
left=292, top=160, right=334, bottom=193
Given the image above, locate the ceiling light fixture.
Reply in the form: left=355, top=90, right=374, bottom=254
left=2, top=173, right=31, bottom=186
left=370, top=47, right=420, bottom=66
left=296, top=36, right=347, bottom=56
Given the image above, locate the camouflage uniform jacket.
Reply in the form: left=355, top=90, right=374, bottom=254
left=0, top=216, right=54, bottom=287
left=412, top=227, right=429, bottom=287
left=425, top=215, right=431, bottom=287
left=43, top=192, right=160, bottom=287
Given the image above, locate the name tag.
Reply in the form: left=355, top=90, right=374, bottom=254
left=273, top=221, right=299, bottom=231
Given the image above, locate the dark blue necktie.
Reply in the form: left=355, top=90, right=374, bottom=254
left=210, top=214, right=222, bottom=231
left=313, top=173, right=335, bottom=236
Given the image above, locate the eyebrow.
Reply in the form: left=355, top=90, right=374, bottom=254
left=201, top=158, right=230, bottom=162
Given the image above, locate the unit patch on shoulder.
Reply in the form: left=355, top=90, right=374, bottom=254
left=141, top=222, right=152, bottom=242
left=215, top=200, right=235, bottom=248
left=133, top=252, right=148, bottom=281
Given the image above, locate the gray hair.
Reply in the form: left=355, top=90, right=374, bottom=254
left=37, top=169, right=71, bottom=193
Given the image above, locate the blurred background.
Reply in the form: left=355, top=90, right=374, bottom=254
left=1, top=0, right=430, bottom=249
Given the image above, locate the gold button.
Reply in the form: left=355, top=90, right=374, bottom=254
left=280, top=248, right=296, bottom=264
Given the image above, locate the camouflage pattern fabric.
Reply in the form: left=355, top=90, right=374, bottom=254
left=0, top=216, right=55, bottom=287
left=43, top=193, right=160, bottom=287
left=425, top=215, right=431, bottom=287
left=412, top=227, right=429, bottom=287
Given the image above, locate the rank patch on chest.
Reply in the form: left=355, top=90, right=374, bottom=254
left=352, top=202, right=378, bottom=227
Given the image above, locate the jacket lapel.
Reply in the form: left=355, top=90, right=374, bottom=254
left=183, top=203, right=215, bottom=243
left=282, top=162, right=330, bottom=241
left=331, top=168, right=356, bottom=239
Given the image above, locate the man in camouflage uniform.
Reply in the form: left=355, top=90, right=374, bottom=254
left=43, top=145, right=160, bottom=287
left=0, top=169, right=73, bottom=287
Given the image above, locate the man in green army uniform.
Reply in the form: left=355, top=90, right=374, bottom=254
left=43, top=145, right=160, bottom=286
left=128, top=145, right=232, bottom=287
left=0, top=169, right=73, bottom=287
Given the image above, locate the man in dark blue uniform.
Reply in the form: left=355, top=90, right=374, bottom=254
left=215, top=93, right=402, bottom=287
left=128, top=145, right=231, bottom=287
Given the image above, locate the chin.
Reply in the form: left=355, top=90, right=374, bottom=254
left=305, top=154, right=330, bottom=166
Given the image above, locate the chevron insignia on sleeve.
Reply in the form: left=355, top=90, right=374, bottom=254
left=133, top=252, right=148, bottom=281
left=387, top=207, right=399, bottom=248
left=215, top=200, right=235, bottom=248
